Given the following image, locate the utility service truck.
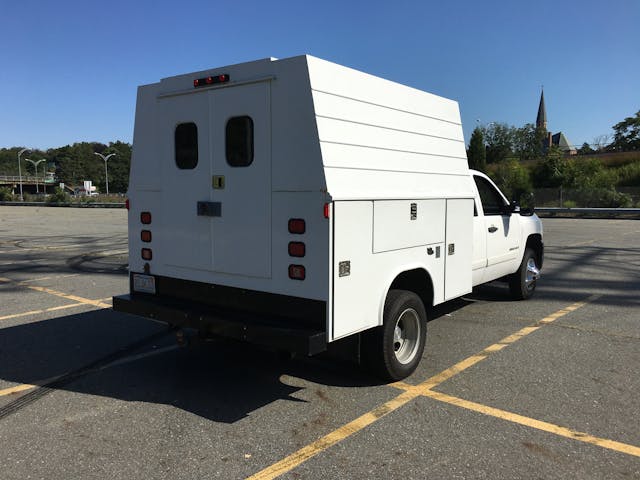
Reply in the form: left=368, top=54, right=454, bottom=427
left=113, top=55, right=543, bottom=380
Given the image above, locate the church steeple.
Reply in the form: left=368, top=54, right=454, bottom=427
left=536, top=88, right=547, bottom=130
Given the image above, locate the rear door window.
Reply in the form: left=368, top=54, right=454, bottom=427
left=226, top=116, right=254, bottom=167
left=175, top=122, right=198, bottom=169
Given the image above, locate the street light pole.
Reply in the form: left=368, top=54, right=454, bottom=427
left=17, top=148, right=30, bottom=201
left=94, top=152, right=116, bottom=195
left=25, top=159, right=46, bottom=194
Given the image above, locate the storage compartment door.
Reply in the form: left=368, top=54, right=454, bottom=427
left=444, top=199, right=473, bottom=300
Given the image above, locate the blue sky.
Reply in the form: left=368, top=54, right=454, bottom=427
left=1, top=0, right=638, bottom=150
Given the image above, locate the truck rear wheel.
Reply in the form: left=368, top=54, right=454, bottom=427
left=363, top=290, right=427, bottom=381
left=509, top=247, right=540, bottom=300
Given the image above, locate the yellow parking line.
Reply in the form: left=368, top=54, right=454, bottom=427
left=0, top=298, right=112, bottom=323
left=0, top=374, right=64, bottom=397
left=421, top=390, right=640, bottom=458
left=0, top=302, right=86, bottom=322
left=18, top=274, right=81, bottom=283
left=247, top=295, right=602, bottom=480
left=0, top=277, right=110, bottom=309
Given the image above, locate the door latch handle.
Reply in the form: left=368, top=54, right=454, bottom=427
left=488, top=226, right=498, bottom=233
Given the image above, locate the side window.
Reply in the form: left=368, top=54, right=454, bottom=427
left=473, top=175, right=506, bottom=215
left=175, top=123, right=198, bottom=169
left=226, top=116, right=254, bottom=167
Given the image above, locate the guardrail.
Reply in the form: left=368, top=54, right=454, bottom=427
left=0, top=175, right=56, bottom=183
left=536, top=207, right=640, bottom=218
left=0, top=201, right=125, bottom=208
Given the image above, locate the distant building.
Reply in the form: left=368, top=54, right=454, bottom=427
left=536, top=90, right=576, bottom=155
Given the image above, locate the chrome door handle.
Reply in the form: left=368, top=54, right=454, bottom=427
left=488, top=226, right=498, bottom=233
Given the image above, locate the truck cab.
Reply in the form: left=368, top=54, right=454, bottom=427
left=470, top=170, right=543, bottom=297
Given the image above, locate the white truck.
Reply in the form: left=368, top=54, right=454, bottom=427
left=113, top=55, right=543, bottom=380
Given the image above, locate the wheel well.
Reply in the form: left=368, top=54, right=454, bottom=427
left=389, top=268, right=433, bottom=309
left=526, top=234, right=543, bottom=268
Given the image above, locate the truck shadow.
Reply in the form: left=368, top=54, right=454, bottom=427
left=0, top=309, right=399, bottom=424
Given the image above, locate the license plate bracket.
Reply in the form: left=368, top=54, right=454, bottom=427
left=133, top=274, right=156, bottom=294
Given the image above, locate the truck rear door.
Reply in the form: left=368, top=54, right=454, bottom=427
left=158, top=82, right=272, bottom=278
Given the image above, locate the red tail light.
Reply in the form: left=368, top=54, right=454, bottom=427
left=125, top=199, right=130, bottom=210
left=141, top=212, right=151, bottom=224
left=141, top=230, right=152, bottom=243
left=288, top=242, right=305, bottom=257
left=141, top=248, right=153, bottom=260
left=288, top=218, right=305, bottom=234
left=289, top=264, right=305, bottom=280
left=324, top=203, right=330, bottom=219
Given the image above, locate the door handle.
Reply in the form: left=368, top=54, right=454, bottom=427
left=488, top=226, right=498, bottom=233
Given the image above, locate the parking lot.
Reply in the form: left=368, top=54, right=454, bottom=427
left=0, top=206, right=638, bottom=479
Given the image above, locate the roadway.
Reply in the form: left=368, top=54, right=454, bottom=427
left=0, top=206, right=638, bottom=479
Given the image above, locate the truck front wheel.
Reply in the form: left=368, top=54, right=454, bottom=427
left=509, top=248, right=540, bottom=300
left=362, top=290, right=427, bottom=381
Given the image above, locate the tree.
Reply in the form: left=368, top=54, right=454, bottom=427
left=467, top=127, right=486, bottom=172
left=512, top=123, right=545, bottom=161
left=483, top=123, right=514, bottom=164
left=592, top=134, right=611, bottom=152
left=490, top=159, right=532, bottom=202
left=577, top=142, right=594, bottom=155
left=612, top=110, right=640, bottom=151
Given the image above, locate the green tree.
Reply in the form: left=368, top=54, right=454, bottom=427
left=532, top=146, right=568, bottom=187
left=612, top=110, right=640, bottom=151
left=483, top=123, right=514, bottom=164
left=490, top=159, right=532, bottom=203
left=577, top=142, right=594, bottom=155
left=513, top=123, right=545, bottom=161
left=467, top=127, right=486, bottom=172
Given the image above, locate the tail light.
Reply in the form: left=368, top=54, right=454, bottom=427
left=141, top=248, right=153, bottom=260
left=141, top=212, right=152, bottom=224
left=288, top=264, right=305, bottom=280
left=288, top=242, right=305, bottom=257
left=125, top=199, right=130, bottom=210
left=324, top=203, right=330, bottom=219
left=141, top=230, right=152, bottom=243
left=288, top=218, right=305, bottom=234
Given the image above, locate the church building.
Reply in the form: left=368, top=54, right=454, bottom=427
left=536, top=90, right=576, bottom=155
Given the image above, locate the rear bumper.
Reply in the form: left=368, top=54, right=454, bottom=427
left=112, top=294, right=327, bottom=356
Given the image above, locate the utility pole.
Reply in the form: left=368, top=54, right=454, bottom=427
left=17, top=148, right=30, bottom=200
left=94, top=152, right=116, bottom=195
left=25, top=158, right=46, bottom=193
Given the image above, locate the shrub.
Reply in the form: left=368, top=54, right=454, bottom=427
left=0, top=187, right=14, bottom=201
left=616, top=161, right=640, bottom=186
left=489, top=159, right=533, bottom=203
left=48, top=187, right=70, bottom=204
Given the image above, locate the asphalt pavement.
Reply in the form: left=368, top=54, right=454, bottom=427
left=0, top=207, right=638, bottom=479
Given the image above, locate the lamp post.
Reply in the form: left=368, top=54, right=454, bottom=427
left=94, top=152, right=115, bottom=195
left=17, top=148, right=30, bottom=201
left=25, top=159, right=46, bottom=194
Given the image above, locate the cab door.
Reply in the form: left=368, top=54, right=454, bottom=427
left=473, top=174, right=521, bottom=278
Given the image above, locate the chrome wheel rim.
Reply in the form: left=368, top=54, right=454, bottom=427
left=525, top=258, right=540, bottom=291
left=393, top=308, right=421, bottom=365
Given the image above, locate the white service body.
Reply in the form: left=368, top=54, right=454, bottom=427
left=120, top=55, right=543, bottom=355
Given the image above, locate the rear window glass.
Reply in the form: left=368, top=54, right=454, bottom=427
left=175, top=123, right=198, bottom=169
left=226, top=116, right=254, bottom=167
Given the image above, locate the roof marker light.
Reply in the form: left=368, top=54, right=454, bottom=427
left=194, top=74, right=230, bottom=88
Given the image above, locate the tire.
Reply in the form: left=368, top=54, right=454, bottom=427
left=362, top=290, right=427, bottom=381
left=509, top=248, right=540, bottom=300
